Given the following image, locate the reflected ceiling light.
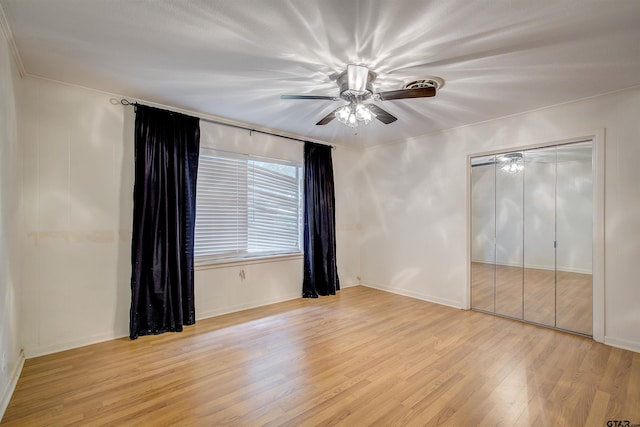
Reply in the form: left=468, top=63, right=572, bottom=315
left=335, top=102, right=375, bottom=128
left=500, top=152, right=524, bottom=173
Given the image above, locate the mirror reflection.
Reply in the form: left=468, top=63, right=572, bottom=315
left=494, top=152, right=524, bottom=319
left=470, top=141, right=593, bottom=336
left=555, top=142, right=593, bottom=335
left=470, top=155, right=496, bottom=313
left=523, top=147, right=557, bottom=327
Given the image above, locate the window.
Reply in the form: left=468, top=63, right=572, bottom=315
left=194, top=149, right=303, bottom=263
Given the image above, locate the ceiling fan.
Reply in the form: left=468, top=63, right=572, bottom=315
left=281, top=64, right=442, bottom=127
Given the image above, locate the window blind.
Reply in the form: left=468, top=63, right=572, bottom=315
left=195, top=150, right=302, bottom=262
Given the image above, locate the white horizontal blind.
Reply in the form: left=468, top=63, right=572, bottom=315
left=195, top=152, right=248, bottom=259
left=195, top=150, right=302, bottom=261
left=248, top=160, right=301, bottom=254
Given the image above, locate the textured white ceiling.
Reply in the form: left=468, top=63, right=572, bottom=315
left=2, top=0, right=640, bottom=146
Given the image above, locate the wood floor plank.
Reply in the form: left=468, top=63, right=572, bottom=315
left=2, top=286, right=639, bottom=426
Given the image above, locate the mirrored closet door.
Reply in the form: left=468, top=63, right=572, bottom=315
left=494, top=151, right=524, bottom=319
left=470, top=141, right=593, bottom=336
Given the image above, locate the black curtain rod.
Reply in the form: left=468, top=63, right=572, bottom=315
left=120, top=99, right=335, bottom=149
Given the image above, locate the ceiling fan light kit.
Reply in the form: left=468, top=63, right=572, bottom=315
left=335, top=101, right=375, bottom=128
left=281, top=64, right=443, bottom=128
left=499, top=152, right=524, bottom=173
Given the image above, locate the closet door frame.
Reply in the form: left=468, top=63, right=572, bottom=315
left=466, top=129, right=605, bottom=343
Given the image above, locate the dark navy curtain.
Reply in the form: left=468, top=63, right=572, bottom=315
left=129, top=105, right=200, bottom=339
left=302, top=141, right=340, bottom=297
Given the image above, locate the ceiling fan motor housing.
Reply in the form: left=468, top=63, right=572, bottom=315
left=337, top=65, right=377, bottom=101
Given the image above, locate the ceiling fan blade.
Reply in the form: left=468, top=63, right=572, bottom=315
left=281, top=95, right=339, bottom=101
left=316, top=109, right=338, bottom=125
left=377, top=87, right=436, bottom=101
left=367, top=104, right=397, bottom=124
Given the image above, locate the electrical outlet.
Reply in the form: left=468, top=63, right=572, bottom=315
left=1, top=352, right=6, bottom=373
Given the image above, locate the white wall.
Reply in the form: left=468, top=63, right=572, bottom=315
left=19, top=77, right=363, bottom=357
left=0, top=20, right=24, bottom=415
left=360, top=87, right=640, bottom=352
left=20, top=78, right=133, bottom=357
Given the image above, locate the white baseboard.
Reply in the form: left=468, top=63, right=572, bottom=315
left=197, top=282, right=359, bottom=321
left=0, top=349, right=25, bottom=422
left=361, top=282, right=463, bottom=310
left=26, top=331, right=128, bottom=359
left=340, top=281, right=359, bottom=289
left=196, top=292, right=302, bottom=321
left=604, top=336, right=640, bottom=354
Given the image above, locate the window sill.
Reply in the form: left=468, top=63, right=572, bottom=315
left=195, top=253, right=303, bottom=270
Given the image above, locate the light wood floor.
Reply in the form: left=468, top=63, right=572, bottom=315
left=471, top=262, right=593, bottom=335
left=3, top=286, right=639, bottom=426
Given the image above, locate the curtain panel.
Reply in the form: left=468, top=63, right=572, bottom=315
left=302, top=141, right=340, bottom=297
left=129, top=105, right=200, bottom=339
